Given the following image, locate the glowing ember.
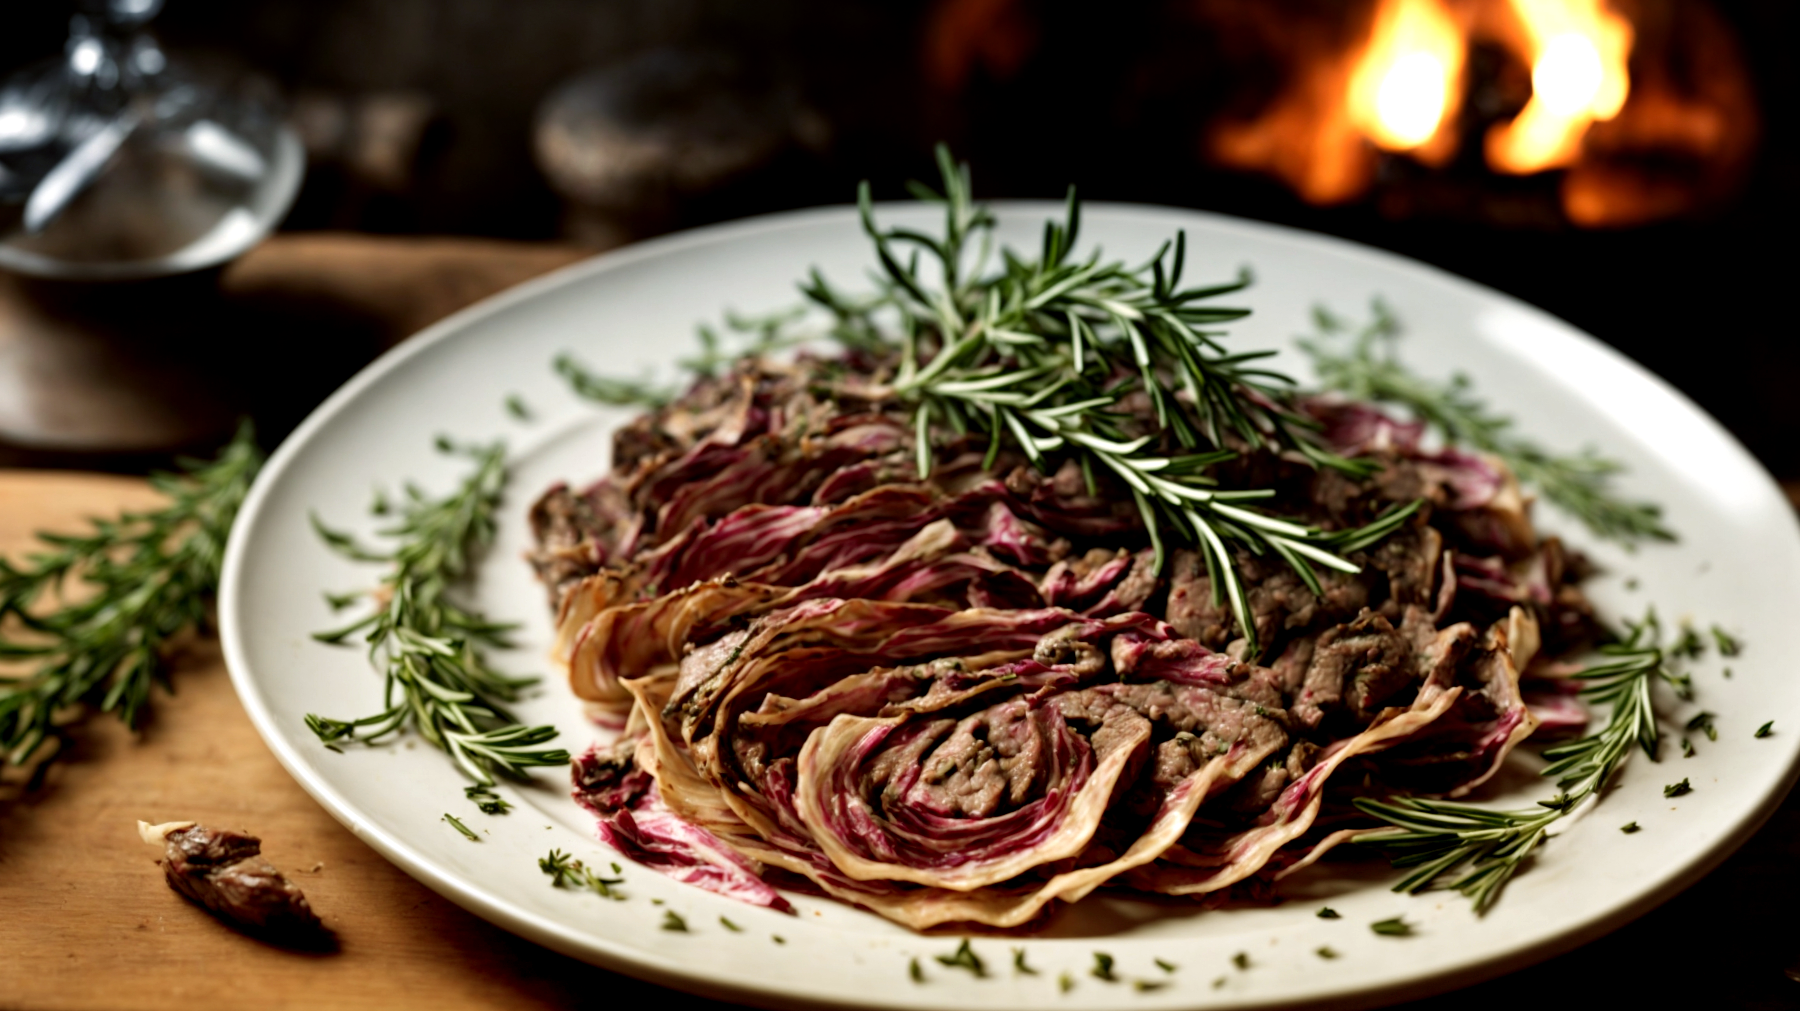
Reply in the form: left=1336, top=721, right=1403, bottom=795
left=1486, top=0, right=1633, bottom=174
left=1350, top=0, right=1465, bottom=153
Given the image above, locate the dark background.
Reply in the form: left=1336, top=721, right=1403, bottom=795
left=2, top=0, right=1793, bottom=471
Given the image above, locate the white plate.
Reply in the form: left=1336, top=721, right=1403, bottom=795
left=219, top=203, right=1800, bottom=1010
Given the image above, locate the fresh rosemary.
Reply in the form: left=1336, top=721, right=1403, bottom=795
left=305, top=439, right=569, bottom=786
left=539, top=848, right=625, bottom=899
left=1355, top=610, right=1681, bottom=912
left=0, top=425, right=263, bottom=780
left=1303, top=302, right=1674, bottom=545
left=732, top=148, right=1419, bottom=653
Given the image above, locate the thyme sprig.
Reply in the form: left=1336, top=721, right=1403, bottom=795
left=0, top=425, right=263, bottom=779
left=787, top=148, right=1418, bottom=653
left=1303, top=303, right=1674, bottom=545
left=305, top=439, right=569, bottom=785
left=1355, top=610, right=1679, bottom=912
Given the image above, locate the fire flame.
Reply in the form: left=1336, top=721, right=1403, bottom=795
left=1485, top=0, right=1633, bottom=174
left=1349, top=0, right=1465, bottom=156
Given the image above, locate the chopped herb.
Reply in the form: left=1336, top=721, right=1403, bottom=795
left=909, top=957, right=925, bottom=983
left=538, top=849, right=624, bottom=898
left=323, top=589, right=362, bottom=611
left=1711, top=625, right=1741, bottom=657
left=465, top=784, right=511, bottom=814
left=1370, top=917, right=1413, bottom=936
left=1091, top=952, right=1118, bottom=982
left=1757, top=721, right=1775, bottom=739
left=720, top=917, right=742, bottom=932
left=1317, top=907, right=1341, bottom=919
left=443, top=813, right=479, bottom=841
left=1724, top=667, right=1733, bottom=679
left=1232, top=952, right=1250, bottom=970
left=1133, top=980, right=1168, bottom=992
left=1012, top=947, right=1038, bottom=976
left=1621, top=822, right=1640, bottom=834
left=1624, top=578, right=1639, bottom=590
left=660, top=911, right=688, bottom=932
left=1212, top=976, right=1227, bottom=990
left=773, top=935, right=786, bottom=944
left=1669, top=625, right=1705, bottom=659
left=1664, top=779, right=1692, bottom=798
left=1686, top=711, right=1718, bottom=742
left=1317, top=947, right=1339, bottom=959
left=1681, top=737, right=1696, bottom=758
left=611, top=862, right=621, bottom=873
left=504, top=394, right=532, bottom=421
left=1059, top=972, right=1074, bottom=993
left=651, top=899, right=663, bottom=905
left=934, top=939, right=986, bottom=977
left=1154, top=957, right=1177, bottom=973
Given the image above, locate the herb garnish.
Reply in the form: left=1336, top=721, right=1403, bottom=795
left=0, top=425, right=262, bottom=780
left=1664, top=779, right=1692, bottom=798
left=1317, top=946, right=1340, bottom=959
left=1304, top=303, right=1673, bottom=545
left=1370, top=917, right=1413, bottom=936
left=935, top=939, right=986, bottom=977
left=305, top=439, right=569, bottom=788
left=1133, top=979, right=1168, bottom=992
left=1012, top=948, right=1038, bottom=975
left=1317, top=907, right=1341, bottom=919
left=1356, top=610, right=1680, bottom=911
left=909, top=957, right=924, bottom=983
left=1621, top=822, right=1640, bottom=833
left=443, top=813, right=479, bottom=841
left=1757, top=721, right=1774, bottom=739
left=720, top=916, right=742, bottom=932
left=660, top=910, right=689, bottom=932
left=465, top=784, right=511, bottom=814
left=1231, top=952, right=1250, bottom=970
left=1059, top=972, right=1075, bottom=993
left=504, top=394, right=532, bottom=421
left=1711, top=625, right=1741, bottom=657
left=1686, top=711, right=1718, bottom=742
left=711, top=149, right=1419, bottom=654
left=1092, top=952, right=1118, bottom=981
left=1154, top=958, right=1177, bottom=973
left=538, top=849, right=624, bottom=898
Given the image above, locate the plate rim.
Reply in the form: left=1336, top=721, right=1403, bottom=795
left=218, top=199, right=1800, bottom=1010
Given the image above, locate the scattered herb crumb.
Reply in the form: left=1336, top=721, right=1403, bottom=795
left=651, top=898, right=663, bottom=905
left=1624, top=578, right=1639, bottom=590
left=660, top=910, right=688, bottom=932
left=1371, top=917, right=1413, bottom=937
left=1621, top=822, right=1641, bottom=834
left=1012, top=947, right=1038, bottom=976
left=1091, top=952, right=1118, bottom=982
left=1757, top=721, right=1774, bottom=738
left=910, top=957, right=924, bottom=983
left=720, top=917, right=742, bottom=932
left=1133, top=980, right=1168, bottom=992
left=1317, top=907, right=1341, bottom=919
left=1212, top=976, right=1227, bottom=990
left=772, top=935, right=786, bottom=944
left=1724, top=667, right=1733, bottom=679
left=1231, top=952, right=1250, bottom=970
left=1681, top=737, right=1696, bottom=758
left=1154, top=958, right=1177, bottom=973
left=505, top=394, right=532, bottom=421
left=935, top=939, right=986, bottom=977
left=538, top=849, right=625, bottom=899
left=1712, top=625, right=1741, bottom=657
left=1058, top=972, right=1074, bottom=993
left=1670, top=624, right=1705, bottom=659
left=611, top=862, right=622, bottom=873
left=443, top=813, right=479, bottom=841
left=1686, top=711, right=1718, bottom=742
left=465, top=784, right=511, bottom=814
left=1317, top=947, right=1339, bottom=960
left=1664, top=778, right=1693, bottom=798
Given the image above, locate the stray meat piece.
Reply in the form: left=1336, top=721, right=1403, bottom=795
left=138, top=820, right=327, bottom=940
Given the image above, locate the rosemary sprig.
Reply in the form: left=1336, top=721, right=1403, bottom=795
left=1303, top=303, right=1674, bottom=545
left=782, top=148, right=1417, bottom=653
left=0, top=425, right=263, bottom=779
left=539, top=848, right=625, bottom=899
left=1355, top=610, right=1679, bottom=912
left=305, top=439, right=569, bottom=786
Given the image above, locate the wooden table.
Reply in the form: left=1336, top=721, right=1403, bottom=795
left=3, top=237, right=1798, bottom=1010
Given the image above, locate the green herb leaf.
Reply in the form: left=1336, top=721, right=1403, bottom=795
left=1012, top=948, right=1038, bottom=976
left=1091, top=952, right=1117, bottom=982
left=1059, top=972, right=1074, bottom=993
left=443, top=813, right=479, bottom=841
left=1133, top=980, right=1168, bottom=992
left=1757, top=721, right=1774, bottom=739
left=1621, top=822, right=1640, bottom=833
left=1317, top=907, right=1341, bottom=919
left=1686, top=711, right=1718, bottom=741
left=1231, top=952, right=1250, bottom=970
left=1711, top=625, right=1741, bottom=657
left=1317, top=947, right=1339, bottom=959
left=0, top=424, right=263, bottom=778
left=465, top=784, right=511, bottom=814
left=1664, top=778, right=1692, bottom=798
left=1370, top=917, right=1413, bottom=937
left=909, top=957, right=925, bottom=983
left=660, top=911, right=688, bottom=932
left=1153, top=958, right=1176, bottom=973
left=538, top=848, right=624, bottom=898
left=934, top=939, right=986, bottom=977
left=720, top=917, right=742, bottom=932
left=504, top=394, right=532, bottom=421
